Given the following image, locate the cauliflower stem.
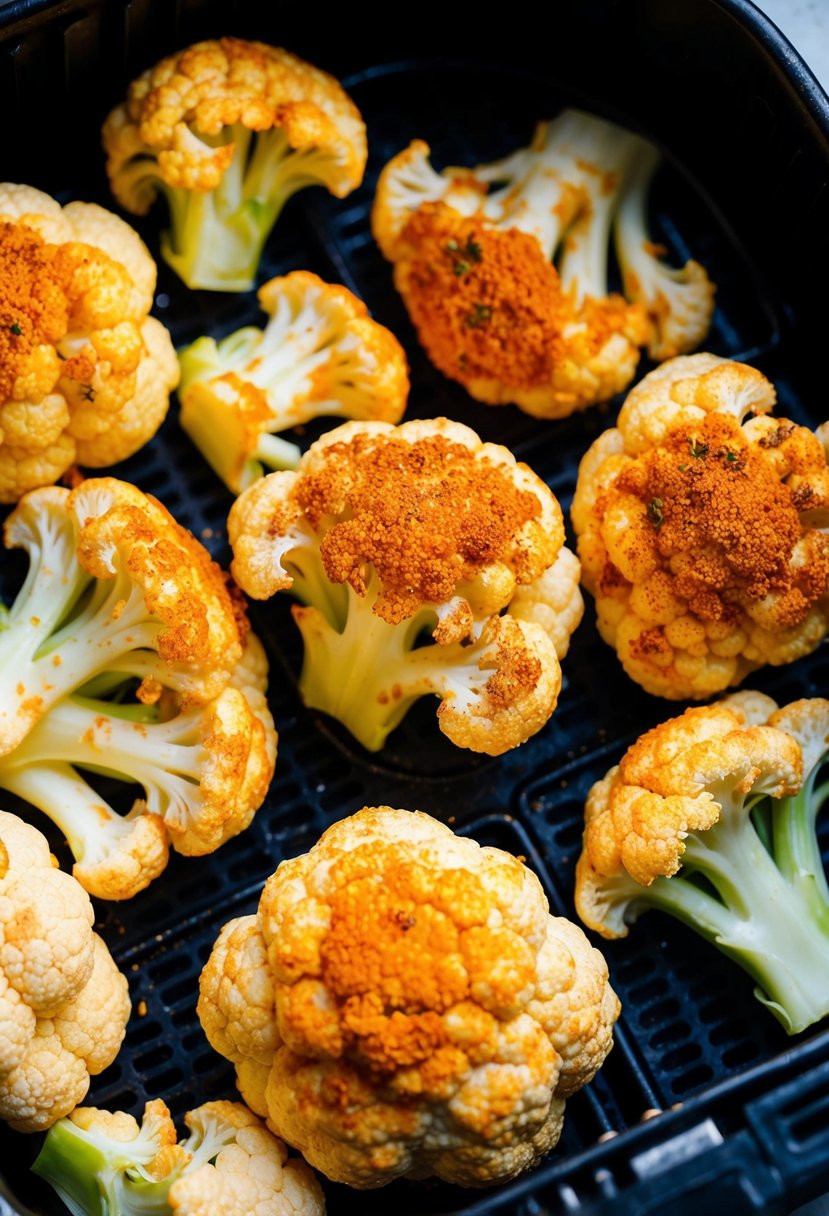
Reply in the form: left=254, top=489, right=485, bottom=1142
left=0, top=502, right=166, bottom=752
left=125, top=124, right=335, bottom=291
left=289, top=549, right=540, bottom=753
left=177, top=271, right=409, bottom=491
left=605, top=773, right=829, bottom=1033
left=293, top=563, right=449, bottom=751
left=578, top=697, right=829, bottom=1035
left=178, top=327, right=302, bottom=477
left=34, top=1099, right=325, bottom=1215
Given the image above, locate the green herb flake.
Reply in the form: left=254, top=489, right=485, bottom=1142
left=465, top=237, right=482, bottom=263
left=726, top=450, right=738, bottom=463
left=678, top=464, right=688, bottom=472
left=689, top=438, right=708, bottom=458
left=9, top=322, right=22, bottom=336
left=647, top=497, right=664, bottom=529
left=465, top=303, right=492, bottom=329
left=445, top=237, right=482, bottom=276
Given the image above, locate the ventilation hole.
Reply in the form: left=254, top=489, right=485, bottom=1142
left=671, top=1063, right=715, bottom=1095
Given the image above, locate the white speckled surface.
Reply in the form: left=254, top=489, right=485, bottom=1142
left=755, top=0, right=829, bottom=91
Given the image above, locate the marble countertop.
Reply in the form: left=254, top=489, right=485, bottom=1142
left=754, top=0, right=829, bottom=91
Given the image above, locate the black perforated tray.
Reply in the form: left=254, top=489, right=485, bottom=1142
left=1, top=3, right=829, bottom=1214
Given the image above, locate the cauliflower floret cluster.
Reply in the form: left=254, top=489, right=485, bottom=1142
left=103, top=37, right=367, bottom=291
left=178, top=271, right=410, bottom=490
left=0, top=478, right=277, bottom=900
left=228, top=417, right=582, bottom=755
left=33, top=1098, right=325, bottom=1215
left=372, top=109, right=715, bottom=418
left=572, top=353, right=829, bottom=698
left=0, top=811, right=130, bottom=1132
left=575, top=692, right=829, bottom=1034
left=198, top=806, right=619, bottom=1188
left=0, top=183, right=178, bottom=503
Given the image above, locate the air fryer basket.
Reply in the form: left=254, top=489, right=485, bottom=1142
left=1, top=3, right=828, bottom=1214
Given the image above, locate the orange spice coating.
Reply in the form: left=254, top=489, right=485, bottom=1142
left=573, top=356, right=829, bottom=699
left=394, top=203, right=643, bottom=402
left=0, top=224, right=143, bottom=400
left=0, top=223, right=68, bottom=400
left=296, top=430, right=544, bottom=624
left=198, top=807, right=620, bottom=1188
left=614, top=414, right=812, bottom=622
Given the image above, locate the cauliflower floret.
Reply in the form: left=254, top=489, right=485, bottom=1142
left=198, top=806, right=619, bottom=1188
left=33, top=1098, right=325, bottom=1215
left=0, top=481, right=276, bottom=899
left=0, top=185, right=178, bottom=502
left=103, top=37, right=366, bottom=291
left=228, top=417, right=581, bottom=755
left=372, top=110, right=714, bottom=417
left=572, top=353, right=829, bottom=698
left=178, top=271, right=409, bottom=491
left=575, top=695, right=829, bottom=1035
left=0, top=811, right=129, bottom=1131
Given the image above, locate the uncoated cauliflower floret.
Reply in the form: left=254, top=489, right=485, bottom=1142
left=571, top=353, right=829, bottom=699
left=178, top=271, right=410, bottom=491
left=0, top=811, right=129, bottom=1131
left=575, top=694, right=829, bottom=1034
left=103, top=37, right=366, bottom=291
left=0, top=183, right=178, bottom=502
left=33, top=1097, right=325, bottom=1215
left=198, top=806, right=619, bottom=1189
left=228, top=417, right=582, bottom=755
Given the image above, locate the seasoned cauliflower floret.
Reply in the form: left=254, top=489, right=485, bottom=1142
left=372, top=110, right=714, bottom=418
left=0, top=811, right=130, bottom=1131
left=228, top=417, right=582, bottom=755
left=572, top=353, right=829, bottom=698
left=199, top=806, right=619, bottom=1189
left=0, top=184, right=178, bottom=502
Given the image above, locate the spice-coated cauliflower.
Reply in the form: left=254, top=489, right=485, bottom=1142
left=34, top=1098, right=325, bottom=1216
left=228, top=417, right=582, bottom=754
left=198, top=806, right=620, bottom=1189
left=0, top=183, right=178, bottom=503
left=0, top=478, right=277, bottom=899
left=0, top=811, right=130, bottom=1132
left=372, top=110, right=714, bottom=418
left=571, top=353, right=829, bottom=698
left=103, top=37, right=367, bottom=291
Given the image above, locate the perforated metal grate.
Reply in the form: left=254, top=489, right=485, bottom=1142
left=1, top=40, right=829, bottom=1216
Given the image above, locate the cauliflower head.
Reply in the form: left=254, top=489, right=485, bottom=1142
left=33, top=1098, right=325, bottom=1216
left=0, top=183, right=178, bottom=503
left=0, top=478, right=276, bottom=899
left=103, top=37, right=367, bottom=291
left=571, top=353, right=829, bottom=698
left=0, top=811, right=130, bottom=1132
left=198, top=806, right=619, bottom=1189
left=228, top=417, right=582, bottom=754
left=178, top=271, right=410, bottom=491
left=371, top=110, right=714, bottom=418
left=575, top=693, right=829, bottom=1034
